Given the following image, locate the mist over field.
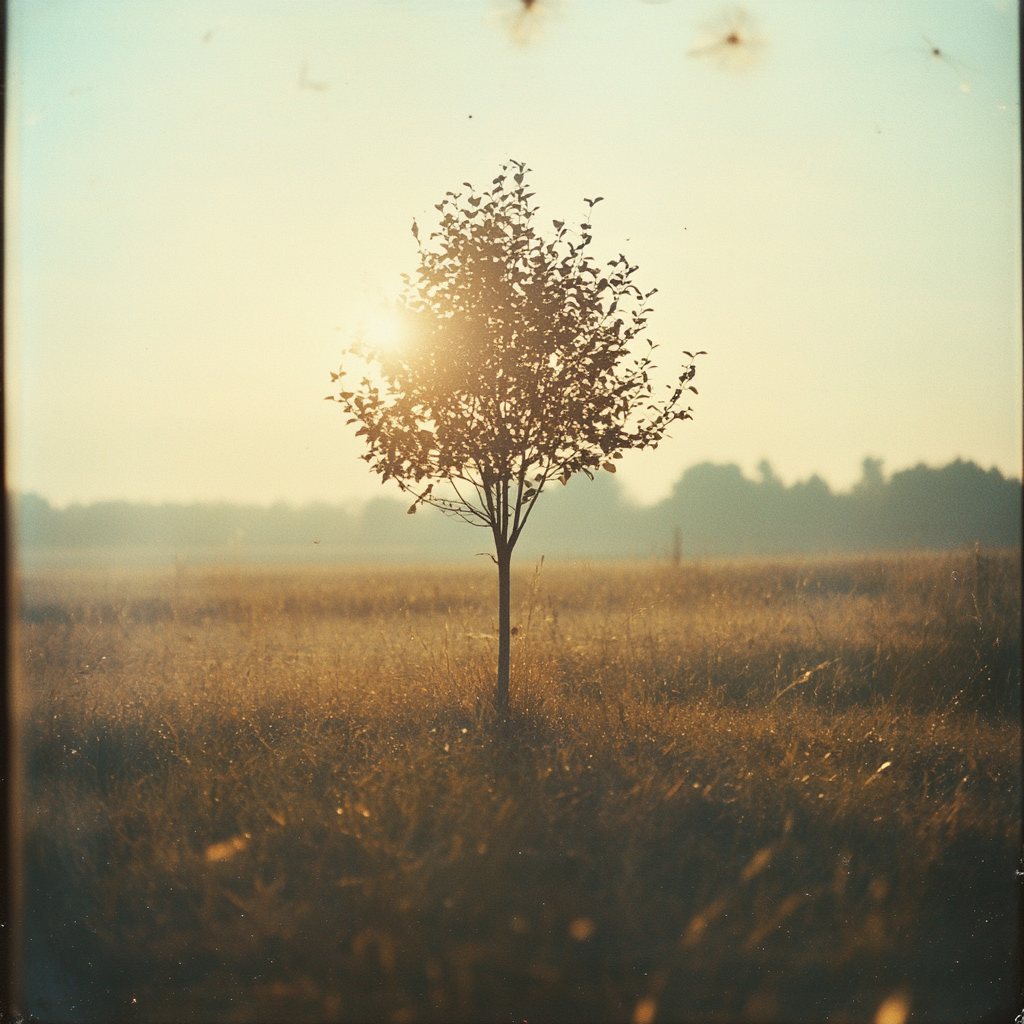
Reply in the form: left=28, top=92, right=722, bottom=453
left=14, top=457, right=1022, bottom=566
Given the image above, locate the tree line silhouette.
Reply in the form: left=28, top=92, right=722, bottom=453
left=14, top=457, right=1020, bottom=565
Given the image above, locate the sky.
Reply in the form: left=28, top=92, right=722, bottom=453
left=6, top=0, right=1021, bottom=509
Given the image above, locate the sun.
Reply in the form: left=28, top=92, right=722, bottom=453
left=362, top=307, right=409, bottom=353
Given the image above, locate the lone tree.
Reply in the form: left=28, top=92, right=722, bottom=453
left=329, top=161, right=702, bottom=717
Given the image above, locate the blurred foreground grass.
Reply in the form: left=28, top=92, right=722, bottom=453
left=14, top=549, right=1021, bottom=1022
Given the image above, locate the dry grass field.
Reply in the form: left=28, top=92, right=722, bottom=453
left=13, top=548, right=1021, bottom=1022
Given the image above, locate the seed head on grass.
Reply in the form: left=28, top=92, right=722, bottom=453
left=204, top=834, right=249, bottom=862
left=632, top=996, right=658, bottom=1024
left=740, top=846, right=772, bottom=882
left=874, top=990, right=912, bottom=1024
left=568, top=917, right=595, bottom=941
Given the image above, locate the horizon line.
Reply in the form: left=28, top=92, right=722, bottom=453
left=10, top=455, right=1021, bottom=513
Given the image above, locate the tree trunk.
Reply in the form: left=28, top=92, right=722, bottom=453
left=496, top=544, right=511, bottom=719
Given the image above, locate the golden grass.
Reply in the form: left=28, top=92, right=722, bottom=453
left=14, top=549, right=1021, bottom=1022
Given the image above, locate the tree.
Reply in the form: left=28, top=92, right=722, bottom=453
left=328, top=161, right=702, bottom=717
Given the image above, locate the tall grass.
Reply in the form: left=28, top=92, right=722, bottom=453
left=14, top=549, right=1021, bottom=1022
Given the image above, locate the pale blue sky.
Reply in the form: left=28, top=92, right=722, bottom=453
left=6, top=0, right=1021, bottom=507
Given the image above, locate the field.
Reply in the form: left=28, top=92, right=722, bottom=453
left=13, top=548, right=1022, bottom=1023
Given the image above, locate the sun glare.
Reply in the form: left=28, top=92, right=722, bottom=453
left=363, top=308, right=408, bottom=353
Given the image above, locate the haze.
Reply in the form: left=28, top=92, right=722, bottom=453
left=6, top=0, right=1021, bottom=508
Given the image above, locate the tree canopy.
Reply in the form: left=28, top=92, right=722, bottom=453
left=328, top=160, right=702, bottom=714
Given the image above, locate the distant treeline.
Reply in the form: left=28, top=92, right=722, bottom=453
left=12, top=458, right=1021, bottom=565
